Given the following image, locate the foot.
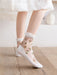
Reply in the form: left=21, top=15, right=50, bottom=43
left=17, top=36, right=43, bottom=68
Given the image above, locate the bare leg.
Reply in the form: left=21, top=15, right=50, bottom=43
left=16, top=9, right=48, bottom=68
left=27, top=9, right=47, bottom=34
left=16, top=12, right=28, bottom=48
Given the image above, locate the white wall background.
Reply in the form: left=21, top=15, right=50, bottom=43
left=0, top=2, right=57, bottom=47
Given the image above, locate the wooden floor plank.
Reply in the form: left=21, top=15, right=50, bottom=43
left=15, top=47, right=57, bottom=75
left=33, top=46, right=57, bottom=75
left=40, top=47, right=57, bottom=69
left=0, top=47, right=20, bottom=75
left=0, top=47, right=57, bottom=75
left=16, top=56, right=43, bottom=75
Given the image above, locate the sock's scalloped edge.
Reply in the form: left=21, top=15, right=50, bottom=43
left=16, top=38, right=24, bottom=42
left=16, top=32, right=35, bottom=42
left=25, top=32, right=35, bottom=39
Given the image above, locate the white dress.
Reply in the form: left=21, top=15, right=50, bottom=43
left=12, top=0, right=54, bottom=12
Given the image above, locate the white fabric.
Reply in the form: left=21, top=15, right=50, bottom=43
left=25, top=32, right=35, bottom=39
left=16, top=38, right=24, bottom=42
left=12, top=0, right=54, bottom=12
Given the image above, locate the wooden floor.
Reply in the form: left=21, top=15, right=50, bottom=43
left=0, top=47, right=57, bottom=75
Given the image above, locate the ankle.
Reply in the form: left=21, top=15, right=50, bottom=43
left=24, top=36, right=33, bottom=42
left=16, top=37, right=24, bottom=48
left=17, top=42, right=20, bottom=48
left=20, top=36, right=33, bottom=51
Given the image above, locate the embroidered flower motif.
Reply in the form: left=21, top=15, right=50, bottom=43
left=21, top=37, right=33, bottom=54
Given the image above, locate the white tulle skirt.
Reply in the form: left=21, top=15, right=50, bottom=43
left=12, top=0, right=54, bottom=12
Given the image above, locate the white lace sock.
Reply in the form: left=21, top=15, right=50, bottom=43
left=20, top=32, right=39, bottom=64
left=16, top=32, right=43, bottom=68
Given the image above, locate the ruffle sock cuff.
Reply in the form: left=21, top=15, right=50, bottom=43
left=25, top=32, right=35, bottom=39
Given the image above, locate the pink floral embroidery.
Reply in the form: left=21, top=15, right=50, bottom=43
left=21, top=37, right=33, bottom=54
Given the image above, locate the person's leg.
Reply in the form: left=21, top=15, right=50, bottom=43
left=23, top=9, right=48, bottom=48
left=27, top=9, right=47, bottom=34
left=16, top=12, right=28, bottom=48
left=20, top=9, right=48, bottom=67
